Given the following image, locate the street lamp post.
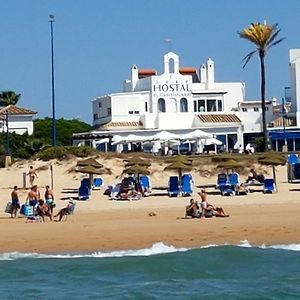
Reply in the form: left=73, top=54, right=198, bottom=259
left=49, top=14, right=56, bottom=147
left=282, top=97, right=288, bottom=152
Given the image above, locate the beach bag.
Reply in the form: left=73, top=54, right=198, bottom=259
left=5, top=202, right=13, bottom=214
left=20, top=204, right=33, bottom=216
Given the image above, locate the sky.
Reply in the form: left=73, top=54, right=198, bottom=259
left=1, top=0, right=300, bottom=124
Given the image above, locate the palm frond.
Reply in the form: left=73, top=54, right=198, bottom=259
left=267, top=37, right=285, bottom=50
left=242, top=50, right=257, bottom=68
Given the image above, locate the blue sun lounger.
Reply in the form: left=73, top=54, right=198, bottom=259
left=168, top=176, right=180, bottom=197
left=181, top=173, right=193, bottom=196
left=263, top=178, right=276, bottom=193
left=93, top=177, right=104, bottom=190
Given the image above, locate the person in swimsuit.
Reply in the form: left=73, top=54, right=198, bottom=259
left=27, top=185, right=39, bottom=213
left=44, top=185, right=55, bottom=215
left=36, top=199, right=52, bottom=222
left=27, top=166, right=38, bottom=186
left=198, top=189, right=229, bottom=218
left=11, top=185, right=20, bottom=218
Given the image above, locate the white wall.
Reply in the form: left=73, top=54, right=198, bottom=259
left=289, top=49, right=300, bottom=122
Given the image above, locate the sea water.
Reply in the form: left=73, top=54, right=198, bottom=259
left=0, top=241, right=299, bottom=299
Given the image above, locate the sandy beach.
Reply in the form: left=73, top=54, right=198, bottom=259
left=0, top=156, right=299, bottom=253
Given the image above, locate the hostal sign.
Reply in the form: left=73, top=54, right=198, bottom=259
left=152, top=81, right=191, bottom=98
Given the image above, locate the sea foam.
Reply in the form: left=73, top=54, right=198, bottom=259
left=1, top=241, right=300, bottom=261
left=0, top=242, right=188, bottom=261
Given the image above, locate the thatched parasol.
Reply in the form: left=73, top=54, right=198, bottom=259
left=124, top=156, right=151, bottom=167
left=76, top=164, right=111, bottom=189
left=164, top=161, right=193, bottom=184
left=164, top=155, right=193, bottom=165
left=122, top=164, right=150, bottom=176
left=77, top=158, right=103, bottom=168
left=258, top=152, right=286, bottom=183
left=217, top=159, right=243, bottom=173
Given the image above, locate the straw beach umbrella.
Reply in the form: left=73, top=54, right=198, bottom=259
left=77, top=158, right=103, bottom=168
left=122, top=164, right=150, bottom=184
left=217, top=159, right=243, bottom=173
left=164, top=155, right=193, bottom=165
left=258, top=151, right=286, bottom=184
left=164, top=161, right=193, bottom=185
left=124, top=156, right=151, bottom=167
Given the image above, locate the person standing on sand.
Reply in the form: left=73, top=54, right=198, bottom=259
left=11, top=185, right=20, bottom=218
left=27, top=165, right=38, bottom=186
left=45, top=185, right=55, bottom=215
left=198, top=189, right=229, bottom=218
left=27, top=185, right=39, bottom=213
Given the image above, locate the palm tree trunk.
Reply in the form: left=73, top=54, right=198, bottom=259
left=259, top=50, right=268, bottom=152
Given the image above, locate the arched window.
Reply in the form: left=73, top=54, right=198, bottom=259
left=180, top=98, right=188, bottom=112
left=158, top=98, right=166, bottom=112
left=169, top=58, right=175, bottom=73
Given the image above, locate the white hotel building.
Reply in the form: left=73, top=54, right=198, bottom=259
left=73, top=51, right=277, bottom=152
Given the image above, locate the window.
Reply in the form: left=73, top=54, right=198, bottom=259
left=158, top=98, right=166, bottom=112
left=145, top=102, right=148, bottom=112
left=217, top=99, right=223, bottom=111
left=198, top=99, right=205, bottom=112
left=180, top=98, right=188, bottom=112
left=93, top=113, right=98, bottom=120
left=129, top=111, right=134, bottom=114
left=193, top=100, right=197, bottom=112
left=254, top=107, right=259, bottom=112
left=134, top=111, right=139, bottom=114
left=242, top=107, right=247, bottom=112
left=169, top=58, right=175, bottom=73
left=107, top=108, right=111, bottom=116
left=207, top=99, right=217, bottom=112
left=98, top=102, right=102, bottom=108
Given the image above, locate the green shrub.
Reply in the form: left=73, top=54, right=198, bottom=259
left=37, top=146, right=97, bottom=161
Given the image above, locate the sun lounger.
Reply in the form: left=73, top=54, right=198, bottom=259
left=168, top=176, right=180, bottom=197
left=93, top=177, right=104, bottom=190
left=140, top=175, right=151, bottom=192
left=181, top=173, right=193, bottom=196
left=216, top=173, right=227, bottom=189
left=228, top=172, right=240, bottom=189
left=78, top=185, right=90, bottom=200
left=263, top=178, right=276, bottom=193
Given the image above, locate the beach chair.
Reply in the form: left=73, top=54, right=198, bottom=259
left=181, top=173, right=193, bottom=196
left=216, top=173, right=227, bottom=189
left=228, top=172, right=240, bottom=190
left=217, top=173, right=235, bottom=196
left=78, top=185, right=90, bottom=200
left=63, top=202, right=76, bottom=221
left=288, top=153, right=299, bottom=165
left=93, top=177, right=104, bottom=190
left=81, top=178, right=90, bottom=188
left=139, top=175, right=151, bottom=192
left=263, top=178, right=276, bottom=194
left=168, top=176, right=180, bottom=197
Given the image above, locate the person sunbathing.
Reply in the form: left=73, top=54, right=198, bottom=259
left=185, top=199, right=201, bottom=218
left=54, top=201, right=75, bottom=222
left=246, top=169, right=265, bottom=184
left=198, top=189, right=229, bottom=218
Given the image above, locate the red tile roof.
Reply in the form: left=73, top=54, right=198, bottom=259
left=0, top=105, right=37, bottom=116
left=92, top=121, right=143, bottom=131
left=198, top=114, right=241, bottom=123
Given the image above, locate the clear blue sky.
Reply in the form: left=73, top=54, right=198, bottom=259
left=1, top=0, right=300, bottom=124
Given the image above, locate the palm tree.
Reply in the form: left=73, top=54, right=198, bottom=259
left=238, top=22, right=284, bottom=152
left=0, top=90, right=21, bottom=106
